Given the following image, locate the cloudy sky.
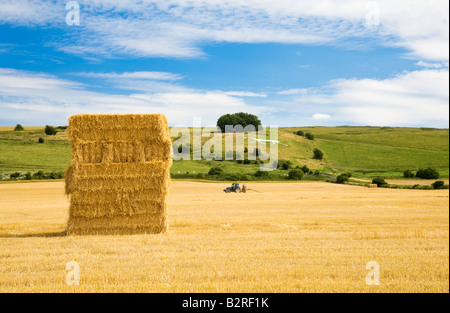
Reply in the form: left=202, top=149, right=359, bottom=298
left=0, top=0, right=448, bottom=127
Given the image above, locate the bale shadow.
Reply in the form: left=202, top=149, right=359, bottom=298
left=0, top=230, right=67, bottom=238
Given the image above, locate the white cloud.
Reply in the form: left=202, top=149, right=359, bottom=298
left=0, top=68, right=266, bottom=126
left=0, top=68, right=448, bottom=127
left=0, top=0, right=447, bottom=61
left=77, top=71, right=183, bottom=81
left=222, top=91, right=267, bottom=98
left=278, top=89, right=310, bottom=95
left=416, top=61, right=449, bottom=69
left=312, top=113, right=331, bottom=120
left=277, top=69, right=449, bottom=127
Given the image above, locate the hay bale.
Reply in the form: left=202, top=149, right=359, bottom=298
left=65, top=114, right=172, bottom=235
left=368, top=184, right=378, bottom=188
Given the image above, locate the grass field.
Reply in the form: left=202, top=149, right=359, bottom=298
left=0, top=181, right=448, bottom=292
left=0, top=126, right=448, bottom=179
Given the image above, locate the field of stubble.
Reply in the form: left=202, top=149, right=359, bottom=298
left=0, top=181, right=448, bottom=292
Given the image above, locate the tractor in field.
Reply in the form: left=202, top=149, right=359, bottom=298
left=224, top=183, right=246, bottom=193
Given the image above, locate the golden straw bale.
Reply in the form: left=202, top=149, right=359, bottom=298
left=65, top=114, right=171, bottom=235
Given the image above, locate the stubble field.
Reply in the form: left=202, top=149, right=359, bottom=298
left=0, top=181, right=448, bottom=292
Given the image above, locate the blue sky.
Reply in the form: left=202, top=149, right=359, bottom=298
left=0, top=0, right=448, bottom=127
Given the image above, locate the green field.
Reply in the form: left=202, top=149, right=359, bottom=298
left=0, top=126, right=448, bottom=180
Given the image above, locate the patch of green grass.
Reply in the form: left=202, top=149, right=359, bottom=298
left=0, top=126, right=448, bottom=181
left=282, top=127, right=449, bottom=174
left=0, top=130, right=71, bottom=174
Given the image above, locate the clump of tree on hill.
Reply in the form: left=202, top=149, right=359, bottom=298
left=14, top=124, right=24, bottom=131
left=45, top=125, right=57, bottom=135
left=305, top=133, right=314, bottom=140
left=313, top=148, right=324, bottom=160
left=288, top=169, right=304, bottom=180
left=217, top=113, right=262, bottom=132
left=294, top=130, right=315, bottom=140
left=416, top=168, right=440, bottom=179
left=372, top=177, right=388, bottom=187
left=277, top=160, right=293, bottom=170
left=403, top=170, right=415, bottom=178
left=336, top=172, right=352, bottom=184
left=432, top=181, right=446, bottom=190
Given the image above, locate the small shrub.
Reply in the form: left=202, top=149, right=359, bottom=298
left=38, top=137, right=45, bottom=143
left=305, top=133, right=314, bottom=140
left=295, top=130, right=304, bottom=136
left=288, top=169, right=304, bottom=180
left=9, top=172, right=21, bottom=179
left=225, top=173, right=241, bottom=181
left=313, top=148, right=324, bottom=160
left=48, top=171, right=64, bottom=179
left=254, top=170, right=269, bottom=178
left=208, top=167, right=224, bottom=176
left=432, top=181, right=445, bottom=190
left=24, top=172, right=32, bottom=180
left=14, top=124, right=24, bottom=131
left=196, top=173, right=206, bottom=179
left=372, top=177, right=388, bottom=187
left=243, top=159, right=251, bottom=165
left=236, top=160, right=243, bottom=164
left=33, top=170, right=45, bottom=180
left=336, top=174, right=350, bottom=184
left=44, top=125, right=57, bottom=135
left=277, top=160, right=293, bottom=170
left=416, top=168, right=440, bottom=179
left=301, top=165, right=310, bottom=175
left=403, top=170, right=415, bottom=178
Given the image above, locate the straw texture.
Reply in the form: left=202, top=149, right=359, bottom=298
left=65, top=114, right=172, bottom=235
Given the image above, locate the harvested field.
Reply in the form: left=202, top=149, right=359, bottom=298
left=0, top=181, right=448, bottom=292
left=386, top=179, right=450, bottom=186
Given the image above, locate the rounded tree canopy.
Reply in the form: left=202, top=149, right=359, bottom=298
left=217, top=112, right=262, bottom=132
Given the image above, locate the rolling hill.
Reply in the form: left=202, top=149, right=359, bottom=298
left=0, top=126, right=448, bottom=180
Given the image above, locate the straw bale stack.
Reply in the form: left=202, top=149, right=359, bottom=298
left=65, top=114, right=172, bottom=235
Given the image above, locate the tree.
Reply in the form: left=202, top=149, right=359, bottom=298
left=217, top=112, right=262, bottom=132
left=45, top=125, right=57, bottom=135
left=288, top=169, right=304, bottom=180
left=301, top=165, right=310, bottom=175
left=432, top=181, right=445, bottom=190
left=25, top=172, right=32, bottom=180
left=208, top=167, right=224, bottom=176
left=403, top=170, right=415, bottom=178
left=14, top=124, right=24, bottom=131
left=336, top=174, right=350, bottom=184
left=254, top=170, right=269, bottom=178
left=313, top=148, right=324, bottom=160
left=277, top=160, right=293, bottom=170
left=33, top=170, right=45, bottom=180
left=294, top=130, right=304, bottom=136
left=416, top=168, right=440, bottom=179
left=9, top=172, right=20, bottom=179
left=372, top=177, right=388, bottom=187
left=305, top=133, right=314, bottom=140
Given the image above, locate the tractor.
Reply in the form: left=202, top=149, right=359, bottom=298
left=224, top=183, right=246, bottom=193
